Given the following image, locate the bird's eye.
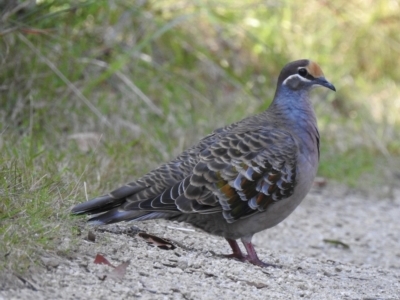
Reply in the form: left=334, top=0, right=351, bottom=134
left=298, top=68, right=308, bottom=77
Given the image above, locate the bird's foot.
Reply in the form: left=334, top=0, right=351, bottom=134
left=223, top=252, right=247, bottom=262
left=241, top=239, right=280, bottom=268
left=223, top=253, right=279, bottom=267
left=224, top=238, right=280, bottom=268
left=224, top=238, right=247, bottom=262
left=243, top=255, right=279, bottom=268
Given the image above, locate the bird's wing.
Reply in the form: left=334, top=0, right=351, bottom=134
left=71, top=113, right=257, bottom=216
left=125, top=127, right=299, bottom=223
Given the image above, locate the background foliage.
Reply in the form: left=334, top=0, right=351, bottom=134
left=1, top=0, right=399, bottom=272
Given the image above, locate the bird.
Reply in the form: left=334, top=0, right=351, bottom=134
left=71, top=59, right=336, bottom=267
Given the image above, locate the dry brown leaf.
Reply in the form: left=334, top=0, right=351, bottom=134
left=93, top=254, right=130, bottom=281
left=94, top=254, right=115, bottom=267
left=138, top=232, right=176, bottom=250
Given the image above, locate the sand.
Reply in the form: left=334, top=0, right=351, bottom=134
left=1, top=183, right=400, bottom=299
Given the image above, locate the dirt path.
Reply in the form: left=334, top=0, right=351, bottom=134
left=2, top=184, right=400, bottom=299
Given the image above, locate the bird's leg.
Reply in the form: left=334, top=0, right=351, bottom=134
left=224, top=238, right=246, bottom=261
left=241, top=236, right=277, bottom=268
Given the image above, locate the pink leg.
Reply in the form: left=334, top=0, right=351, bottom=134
left=225, top=237, right=277, bottom=267
left=224, top=238, right=246, bottom=261
left=241, top=239, right=276, bottom=267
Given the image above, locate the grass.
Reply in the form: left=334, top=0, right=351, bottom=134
left=1, top=0, right=400, bottom=273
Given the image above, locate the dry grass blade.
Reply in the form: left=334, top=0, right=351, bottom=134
left=78, top=58, right=163, bottom=116
left=17, top=33, right=112, bottom=127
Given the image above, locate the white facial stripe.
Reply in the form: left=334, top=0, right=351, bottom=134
left=282, top=74, right=311, bottom=86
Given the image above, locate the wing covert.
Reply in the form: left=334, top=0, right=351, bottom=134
left=189, top=128, right=298, bottom=223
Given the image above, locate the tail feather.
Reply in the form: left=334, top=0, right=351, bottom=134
left=71, top=194, right=125, bottom=215
left=88, top=209, right=178, bottom=225
left=71, top=183, right=147, bottom=215
left=87, top=208, right=148, bottom=224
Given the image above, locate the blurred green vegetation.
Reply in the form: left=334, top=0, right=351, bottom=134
left=1, top=0, right=400, bottom=272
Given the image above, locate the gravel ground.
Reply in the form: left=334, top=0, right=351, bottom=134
left=1, top=183, right=400, bottom=299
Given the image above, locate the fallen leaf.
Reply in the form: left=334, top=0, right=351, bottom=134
left=94, top=254, right=115, bottom=267
left=138, top=232, right=176, bottom=250
left=108, top=261, right=130, bottom=281
left=93, top=254, right=130, bottom=281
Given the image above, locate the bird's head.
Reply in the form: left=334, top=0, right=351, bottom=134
left=277, top=59, right=336, bottom=92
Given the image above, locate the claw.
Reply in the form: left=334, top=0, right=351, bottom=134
left=225, top=237, right=279, bottom=268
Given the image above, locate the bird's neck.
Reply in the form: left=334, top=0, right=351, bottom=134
left=268, top=87, right=320, bottom=157
left=270, top=87, right=317, bottom=129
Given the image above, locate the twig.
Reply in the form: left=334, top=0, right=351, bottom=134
left=13, top=273, right=39, bottom=291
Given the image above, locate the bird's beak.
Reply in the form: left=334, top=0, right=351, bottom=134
left=315, top=77, right=336, bottom=92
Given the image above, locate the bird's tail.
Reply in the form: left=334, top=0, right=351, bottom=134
left=71, top=182, right=147, bottom=215
left=71, top=182, right=178, bottom=225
